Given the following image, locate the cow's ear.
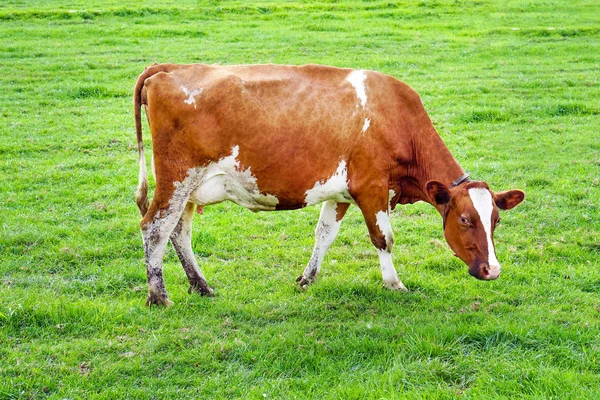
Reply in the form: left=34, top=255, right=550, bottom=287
left=494, top=190, right=525, bottom=210
left=425, top=181, right=451, bottom=205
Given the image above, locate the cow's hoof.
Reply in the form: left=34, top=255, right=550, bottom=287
left=384, top=280, right=408, bottom=292
left=188, top=283, right=214, bottom=297
left=146, top=293, right=174, bottom=307
left=296, top=275, right=311, bottom=290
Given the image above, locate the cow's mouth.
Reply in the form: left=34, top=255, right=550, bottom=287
left=469, top=262, right=501, bottom=280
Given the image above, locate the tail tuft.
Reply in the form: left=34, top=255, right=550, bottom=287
left=136, top=146, right=149, bottom=216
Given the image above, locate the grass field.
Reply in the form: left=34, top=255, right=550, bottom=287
left=1, top=0, right=599, bottom=398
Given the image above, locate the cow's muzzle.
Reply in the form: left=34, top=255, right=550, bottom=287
left=469, top=262, right=501, bottom=280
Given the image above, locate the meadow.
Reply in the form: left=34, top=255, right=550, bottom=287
left=1, top=0, right=599, bottom=398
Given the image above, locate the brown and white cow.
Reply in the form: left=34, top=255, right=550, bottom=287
left=133, top=63, right=525, bottom=306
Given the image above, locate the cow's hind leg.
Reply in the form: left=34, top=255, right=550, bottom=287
left=170, top=202, right=214, bottom=296
left=297, top=201, right=350, bottom=289
left=355, top=191, right=407, bottom=291
left=141, top=191, right=191, bottom=306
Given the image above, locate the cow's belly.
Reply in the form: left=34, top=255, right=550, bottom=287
left=186, top=147, right=279, bottom=212
left=189, top=169, right=354, bottom=211
left=183, top=146, right=355, bottom=212
left=189, top=169, right=279, bottom=212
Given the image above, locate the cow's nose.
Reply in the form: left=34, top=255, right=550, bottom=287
left=480, top=263, right=501, bottom=280
left=469, top=263, right=501, bottom=280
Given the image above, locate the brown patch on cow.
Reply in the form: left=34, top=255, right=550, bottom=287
left=336, top=203, right=350, bottom=222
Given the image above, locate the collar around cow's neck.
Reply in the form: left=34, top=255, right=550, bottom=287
left=450, top=173, right=471, bottom=188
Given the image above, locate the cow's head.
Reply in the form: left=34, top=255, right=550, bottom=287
left=426, top=180, right=525, bottom=280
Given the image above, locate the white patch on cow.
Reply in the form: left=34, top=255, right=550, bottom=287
left=180, top=85, right=203, bottom=108
left=375, top=210, right=393, bottom=249
left=184, top=145, right=279, bottom=211
left=468, top=188, right=500, bottom=271
left=387, top=189, right=397, bottom=213
left=346, top=70, right=368, bottom=109
left=362, top=118, right=371, bottom=132
left=304, top=160, right=353, bottom=206
left=388, top=189, right=396, bottom=202
left=347, top=71, right=372, bottom=135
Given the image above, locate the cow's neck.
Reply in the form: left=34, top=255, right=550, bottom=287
left=419, top=130, right=467, bottom=192
left=393, top=125, right=466, bottom=216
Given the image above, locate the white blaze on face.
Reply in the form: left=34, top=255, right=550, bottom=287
left=468, top=188, right=500, bottom=270
left=180, top=85, right=203, bottom=108
left=346, top=70, right=368, bottom=109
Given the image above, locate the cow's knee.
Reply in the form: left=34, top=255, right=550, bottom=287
left=369, top=233, right=388, bottom=251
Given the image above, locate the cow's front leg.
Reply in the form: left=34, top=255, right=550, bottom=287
left=356, top=195, right=407, bottom=291
left=170, top=202, right=214, bottom=296
left=297, top=201, right=350, bottom=289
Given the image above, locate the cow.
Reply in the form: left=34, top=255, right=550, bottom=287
left=133, top=63, right=525, bottom=306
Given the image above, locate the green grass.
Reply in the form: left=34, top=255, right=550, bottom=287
left=1, top=0, right=599, bottom=398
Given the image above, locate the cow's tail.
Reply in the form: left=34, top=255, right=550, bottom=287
left=134, top=64, right=185, bottom=216
left=134, top=68, right=151, bottom=217
left=134, top=64, right=173, bottom=216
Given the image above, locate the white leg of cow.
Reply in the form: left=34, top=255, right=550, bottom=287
left=354, top=189, right=408, bottom=291
left=297, top=201, right=349, bottom=288
left=170, top=202, right=214, bottom=296
left=372, top=210, right=407, bottom=290
left=141, top=195, right=190, bottom=306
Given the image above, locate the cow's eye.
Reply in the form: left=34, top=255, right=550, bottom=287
left=460, top=216, right=470, bottom=225
left=495, top=217, right=501, bottom=226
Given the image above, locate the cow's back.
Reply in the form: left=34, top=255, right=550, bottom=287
left=141, top=64, right=421, bottom=209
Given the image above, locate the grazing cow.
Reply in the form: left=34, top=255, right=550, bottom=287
left=133, top=63, right=525, bottom=306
